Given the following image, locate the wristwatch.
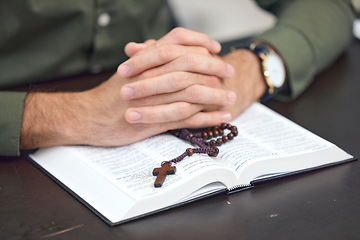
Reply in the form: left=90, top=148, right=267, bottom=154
left=234, top=41, right=286, bottom=102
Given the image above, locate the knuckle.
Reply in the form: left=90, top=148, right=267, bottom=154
left=170, top=72, right=190, bottom=90
left=170, top=27, right=186, bottom=40
left=144, top=108, right=158, bottom=123
left=177, top=102, right=192, bottom=119
left=138, top=81, right=151, bottom=97
left=158, top=45, right=174, bottom=62
left=144, top=39, right=156, bottom=45
left=182, top=54, right=198, bottom=69
left=185, top=113, right=216, bottom=128
left=216, top=61, right=229, bottom=74
left=184, top=117, right=197, bottom=128
left=129, top=56, right=143, bottom=70
left=196, top=47, right=211, bottom=56
left=213, top=90, right=227, bottom=105
left=138, top=69, right=155, bottom=80
left=206, top=60, right=217, bottom=72
left=206, top=115, right=218, bottom=126
left=170, top=73, right=185, bottom=90
left=206, top=76, right=221, bottom=87
left=184, top=85, right=201, bottom=101
left=124, top=42, right=134, bottom=52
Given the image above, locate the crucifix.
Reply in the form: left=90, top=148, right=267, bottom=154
left=152, top=123, right=238, bottom=187
left=152, top=162, right=176, bottom=188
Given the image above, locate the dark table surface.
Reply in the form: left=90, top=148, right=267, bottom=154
left=1, top=39, right=360, bottom=240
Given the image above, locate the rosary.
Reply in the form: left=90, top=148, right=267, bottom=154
left=152, top=123, right=238, bottom=187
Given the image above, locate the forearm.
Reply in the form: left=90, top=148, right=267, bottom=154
left=20, top=91, right=87, bottom=149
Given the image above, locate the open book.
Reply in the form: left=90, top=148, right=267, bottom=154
left=29, top=102, right=355, bottom=226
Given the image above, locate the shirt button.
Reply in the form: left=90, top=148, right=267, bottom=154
left=97, top=13, right=111, bottom=27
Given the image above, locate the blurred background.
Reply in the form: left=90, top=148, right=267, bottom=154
left=168, top=0, right=360, bottom=41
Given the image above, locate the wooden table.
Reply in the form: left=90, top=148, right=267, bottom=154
left=1, top=39, right=360, bottom=240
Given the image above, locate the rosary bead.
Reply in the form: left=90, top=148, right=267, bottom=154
left=213, top=129, right=219, bottom=137
left=232, top=129, right=238, bottom=136
left=186, top=133, right=194, bottom=141
left=220, top=123, right=228, bottom=129
left=202, top=131, right=208, bottom=139
left=222, top=135, right=229, bottom=143
left=216, top=138, right=223, bottom=146
left=231, top=126, right=237, bottom=132
left=227, top=133, right=234, bottom=140
left=186, top=148, right=194, bottom=156
left=207, top=130, right=214, bottom=139
left=209, top=140, right=216, bottom=148
left=208, top=147, right=219, bottom=157
left=218, top=128, right=224, bottom=136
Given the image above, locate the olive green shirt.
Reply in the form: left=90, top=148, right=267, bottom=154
left=0, top=0, right=355, bottom=156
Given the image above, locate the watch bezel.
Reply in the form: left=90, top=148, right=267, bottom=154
left=261, top=52, right=286, bottom=92
left=248, top=41, right=286, bottom=97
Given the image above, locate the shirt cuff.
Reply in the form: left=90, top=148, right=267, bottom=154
left=255, top=24, right=315, bottom=101
left=0, top=91, right=27, bottom=156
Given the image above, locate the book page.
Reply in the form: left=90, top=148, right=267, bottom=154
left=69, top=102, right=334, bottom=197
left=72, top=134, right=229, bottom=199
left=215, top=103, right=332, bottom=173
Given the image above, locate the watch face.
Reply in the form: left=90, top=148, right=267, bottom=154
left=264, top=54, right=285, bottom=88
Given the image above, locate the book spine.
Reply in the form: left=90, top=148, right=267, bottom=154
left=227, top=184, right=253, bottom=194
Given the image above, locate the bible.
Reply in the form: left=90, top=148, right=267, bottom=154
left=29, top=102, right=355, bottom=226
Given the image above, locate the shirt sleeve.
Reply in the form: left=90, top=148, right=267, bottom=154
left=0, top=91, right=27, bottom=156
left=255, top=0, right=356, bottom=100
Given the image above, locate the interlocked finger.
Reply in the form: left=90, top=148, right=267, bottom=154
left=157, top=27, right=221, bottom=54
left=137, top=53, right=234, bottom=80
left=125, top=102, right=204, bottom=124
left=118, top=45, right=212, bottom=78
left=120, top=72, right=221, bottom=100
left=132, top=85, right=236, bottom=108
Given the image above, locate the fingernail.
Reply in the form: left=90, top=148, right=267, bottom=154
left=227, top=91, right=236, bottom=104
left=226, top=64, right=234, bottom=77
left=117, top=64, right=130, bottom=77
left=213, top=40, right=221, bottom=52
left=221, top=113, right=232, bottom=122
left=129, top=111, right=141, bottom=122
left=121, top=86, right=134, bottom=99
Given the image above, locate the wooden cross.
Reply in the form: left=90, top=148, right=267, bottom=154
left=152, top=162, right=176, bottom=188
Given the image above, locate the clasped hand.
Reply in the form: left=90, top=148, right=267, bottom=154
left=21, top=28, right=265, bottom=149
left=119, top=27, right=237, bottom=125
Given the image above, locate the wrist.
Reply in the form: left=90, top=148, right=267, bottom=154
left=232, top=40, right=287, bottom=102
left=20, top=92, right=86, bottom=149
left=220, top=49, right=267, bottom=114
left=224, top=49, right=267, bottom=98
